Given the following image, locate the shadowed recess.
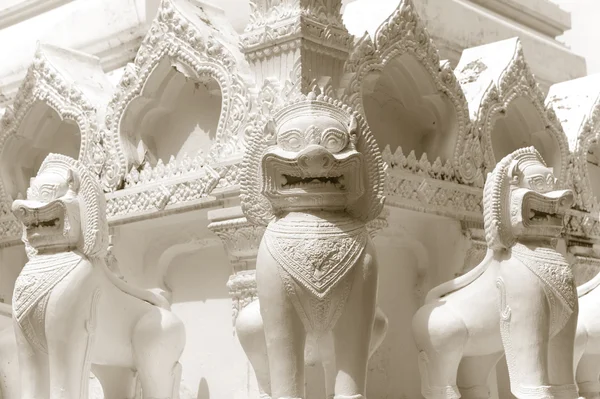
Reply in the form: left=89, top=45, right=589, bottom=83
left=490, top=96, right=560, bottom=173
left=362, top=54, right=457, bottom=162
left=120, top=57, right=222, bottom=168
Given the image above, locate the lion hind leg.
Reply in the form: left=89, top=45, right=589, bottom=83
left=457, top=353, right=503, bottom=399
left=412, top=304, right=467, bottom=399
left=92, top=365, right=138, bottom=399
left=576, top=354, right=600, bottom=399
left=132, top=308, right=185, bottom=399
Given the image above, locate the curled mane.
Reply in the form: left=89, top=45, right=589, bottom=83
left=241, top=91, right=385, bottom=225
left=483, top=146, right=545, bottom=250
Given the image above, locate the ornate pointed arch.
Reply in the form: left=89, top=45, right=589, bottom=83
left=341, top=0, right=470, bottom=183
left=101, top=0, right=254, bottom=191
left=547, top=74, right=600, bottom=212
left=0, top=43, right=111, bottom=218
left=455, top=37, right=569, bottom=188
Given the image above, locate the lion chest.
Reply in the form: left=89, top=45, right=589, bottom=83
left=263, top=214, right=368, bottom=298
left=14, top=252, right=83, bottom=324
left=263, top=214, right=368, bottom=332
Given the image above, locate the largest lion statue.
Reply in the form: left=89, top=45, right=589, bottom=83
left=412, top=147, right=578, bottom=399
left=240, top=90, right=386, bottom=399
left=10, top=153, right=185, bottom=399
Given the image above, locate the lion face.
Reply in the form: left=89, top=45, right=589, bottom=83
left=484, top=147, right=574, bottom=249
left=12, top=168, right=81, bottom=253
left=509, top=162, right=573, bottom=240
left=261, top=112, right=364, bottom=213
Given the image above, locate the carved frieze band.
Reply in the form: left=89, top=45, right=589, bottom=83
left=385, top=168, right=483, bottom=223
left=242, top=0, right=350, bottom=57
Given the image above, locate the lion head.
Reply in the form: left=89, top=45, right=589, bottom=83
left=241, top=92, right=385, bottom=225
left=11, top=153, right=108, bottom=258
left=484, top=147, right=574, bottom=250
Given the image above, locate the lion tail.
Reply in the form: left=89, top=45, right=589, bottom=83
left=424, top=249, right=493, bottom=304
left=577, top=266, right=600, bottom=298
left=98, top=259, right=171, bottom=310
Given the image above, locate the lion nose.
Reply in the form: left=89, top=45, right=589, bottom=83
left=297, top=145, right=335, bottom=174
left=12, top=201, right=26, bottom=218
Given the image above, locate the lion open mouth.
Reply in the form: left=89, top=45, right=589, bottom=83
left=25, top=217, right=60, bottom=230
left=527, top=206, right=562, bottom=226
left=280, top=174, right=345, bottom=190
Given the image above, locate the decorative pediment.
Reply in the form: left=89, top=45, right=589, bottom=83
left=547, top=74, right=600, bottom=213
left=101, top=0, right=254, bottom=191
left=0, top=43, right=111, bottom=217
left=455, top=37, right=569, bottom=187
left=341, top=0, right=469, bottom=183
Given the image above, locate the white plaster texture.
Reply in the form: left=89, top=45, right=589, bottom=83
left=0, top=0, right=598, bottom=399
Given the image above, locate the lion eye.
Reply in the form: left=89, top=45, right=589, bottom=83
left=321, top=128, right=348, bottom=153
left=39, top=185, right=58, bottom=202
left=277, top=129, right=305, bottom=152
left=546, top=175, right=556, bottom=189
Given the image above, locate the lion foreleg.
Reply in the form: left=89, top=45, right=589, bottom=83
left=14, top=320, right=49, bottom=398
left=331, top=250, right=378, bottom=399
left=497, top=267, right=551, bottom=398
left=256, top=248, right=306, bottom=399
left=46, top=289, right=99, bottom=399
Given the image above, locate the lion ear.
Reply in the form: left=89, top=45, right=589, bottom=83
left=67, top=169, right=80, bottom=192
left=264, top=120, right=277, bottom=144
left=506, top=161, right=522, bottom=181
left=348, top=114, right=358, bottom=135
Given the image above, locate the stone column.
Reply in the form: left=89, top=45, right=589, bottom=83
left=241, top=0, right=351, bottom=93
left=207, top=206, right=265, bottom=324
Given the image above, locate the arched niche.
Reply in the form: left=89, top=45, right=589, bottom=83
left=546, top=73, right=600, bottom=211
left=120, top=57, right=223, bottom=168
left=0, top=101, right=81, bottom=200
left=456, top=37, right=568, bottom=186
left=362, top=54, right=457, bottom=162
left=489, top=96, right=560, bottom=173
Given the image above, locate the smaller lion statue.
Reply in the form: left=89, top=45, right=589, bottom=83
left=11, top=154, right=185, bottom=399
left=241, top=91, right=386, bottom=399
left=412, top=147, right=578, bottom=399
left=574, top=259, right=600, bottom=399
